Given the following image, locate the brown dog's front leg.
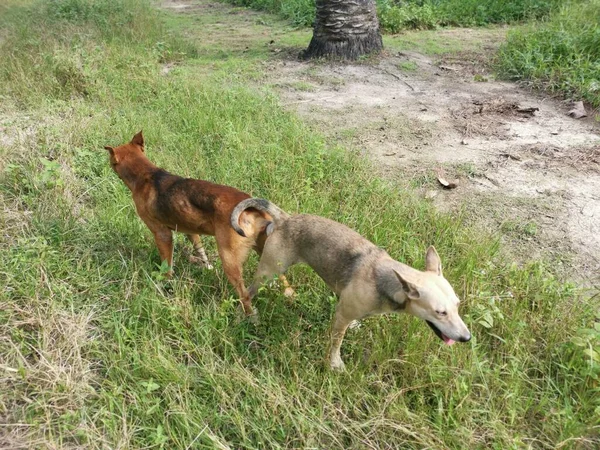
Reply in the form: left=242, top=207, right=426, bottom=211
left=152, top=228, right=174, bottom=277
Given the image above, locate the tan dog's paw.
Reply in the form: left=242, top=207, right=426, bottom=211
left=283, top=287, right=296, bottom=298
left=329, top=355, right=346, bottom=371
left=188, top=255, right=214, bottom=270
left=348, top=320, right=361, bottom=330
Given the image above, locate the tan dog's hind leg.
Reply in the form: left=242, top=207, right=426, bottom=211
left=186, top=234, right=213, bottom=270
left=152, top=227, right=174, bottom=277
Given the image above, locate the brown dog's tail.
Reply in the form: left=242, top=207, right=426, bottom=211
left=231, top=198, right=289, bottom=237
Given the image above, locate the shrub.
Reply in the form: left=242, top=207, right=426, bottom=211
left=496, top=0, right=600, bottom=107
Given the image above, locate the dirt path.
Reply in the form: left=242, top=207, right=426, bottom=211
left=163, top=0, right=600, bottom=284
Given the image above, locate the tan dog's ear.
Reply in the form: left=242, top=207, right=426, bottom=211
left=131, top=130, right=144, bottom=149
left=425, top=246, right=442, bottom=276
left=393, top=270, right=420, bottom=300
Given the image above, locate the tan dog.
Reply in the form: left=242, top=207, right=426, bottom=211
left=231, top=198, right=471, bottom=370
left=104, top=132, right=291, bottom=315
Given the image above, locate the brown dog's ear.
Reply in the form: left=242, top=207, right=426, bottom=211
left=104, top=146, right=120, bottom=163
left=131, top=130, right=144, bottom=149
left=425, top=246, right=442, bottom=276
left=393, top=270, right=420, bottom=300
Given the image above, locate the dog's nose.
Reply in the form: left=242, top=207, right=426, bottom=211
left=458, top=333, right=471, bottom=343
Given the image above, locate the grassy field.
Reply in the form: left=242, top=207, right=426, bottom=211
left=0, top=0, right=599, bottom=448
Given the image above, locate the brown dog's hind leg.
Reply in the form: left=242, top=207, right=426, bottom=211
left=186, top=234, right=213, bottom=270
left=215, top=232, right=254, bottom=319
left=152, top=228, right=174, bottom=277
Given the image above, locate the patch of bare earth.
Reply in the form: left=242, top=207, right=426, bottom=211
left=265, top=41, right=600, bottom=284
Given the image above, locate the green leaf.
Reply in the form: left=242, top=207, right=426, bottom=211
left=141, top=380, right=160, bottom=393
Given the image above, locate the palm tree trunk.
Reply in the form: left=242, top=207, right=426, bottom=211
left=304, top=0, right=383, bottom=59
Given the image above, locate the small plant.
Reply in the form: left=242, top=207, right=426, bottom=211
left=398, top=60, right=418, bottom=71
left=468, top=292, right=506, bottom=330
left=569, top=319, right=600, bottom=381
left=151, top=259, right=172, bottom=281
left=37, top=158, right=63, bottom=188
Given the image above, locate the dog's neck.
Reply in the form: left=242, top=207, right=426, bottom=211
left=375, top=261, right=419, bottom=308
left=116, top=153, right=158, bottom=192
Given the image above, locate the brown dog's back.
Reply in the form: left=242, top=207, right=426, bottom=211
left=143, top=168, right=253, bottom=236
left=104, top=131, right=281, bottom=317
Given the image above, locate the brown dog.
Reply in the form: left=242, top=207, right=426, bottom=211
left=104, top=131, right=291, bottom=316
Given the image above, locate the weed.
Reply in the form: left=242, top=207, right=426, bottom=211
left=501, top=219, right=538, bottom=239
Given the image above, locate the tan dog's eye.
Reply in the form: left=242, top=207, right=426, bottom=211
left=436, top=310, right=447, bottom=316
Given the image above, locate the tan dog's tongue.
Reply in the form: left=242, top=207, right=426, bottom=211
left=442, top=335, right=456, bottom=346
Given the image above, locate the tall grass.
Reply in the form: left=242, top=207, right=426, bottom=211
left=223, top=0, right=566, bottom=31
left=497, top=0, right=600, bottom=108
left=0, top=0, right=598, bottom=448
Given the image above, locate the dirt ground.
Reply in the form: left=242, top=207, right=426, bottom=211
left=166, top=1, right=600, bottom=284
left=268, top=52, right=600, bottom=283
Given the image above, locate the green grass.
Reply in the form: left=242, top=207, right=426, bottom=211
left=496, top=0, right=600, bottom=108
left=383, top=27, right=508, bottom=56
left=1, top=0, right=599, bottom=448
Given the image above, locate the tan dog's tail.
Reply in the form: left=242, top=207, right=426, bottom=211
left=231, top=198, right=289, bottom=237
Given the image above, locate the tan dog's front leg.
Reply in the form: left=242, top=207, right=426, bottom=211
left=152, top=228, right=174, bottom=277
left=328, top=306, right=354, bottom=371
left=186, top=234, right=213, bottom=270
left=278, top=275, right=295, bottom=298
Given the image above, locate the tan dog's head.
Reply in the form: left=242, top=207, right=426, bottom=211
left=394, top=247, right=471, bottom=345
left=103, top=131, right=145, bottom=177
